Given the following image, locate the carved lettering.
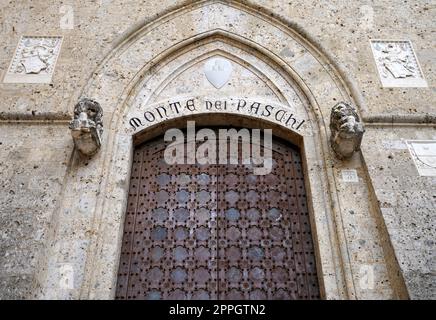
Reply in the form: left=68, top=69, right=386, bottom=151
left=295, top=119, right=305, bottom=130
left=169, top=102, right=182, bottom=114
left=237, top=99, right=247, bottom=111
left=126, top=97, right=307, bottom=134
left=186, top=99, right=196, bottom=111
left=144, top=111, right=156, bottom=122
left=205, top=100, right=213, bottom=110
left=214, top=100, right=226, bottom=110
left=129, top=117, right=142, bottom=130
left=155, top=105, right=168, bottom=119
left=285, top=113, right=297, bottom=127
left=250, top=102, right=260, bottom=115
left=206, top=100, right=227, bottom=111
left=275, top=109, right=286, bottom=122
left=262, top=105, right=274, bottom=117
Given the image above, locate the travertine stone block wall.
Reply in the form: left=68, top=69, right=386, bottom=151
left=362, top=126, right=436, bottom=300
left=0, top=124, right=72, bottom=299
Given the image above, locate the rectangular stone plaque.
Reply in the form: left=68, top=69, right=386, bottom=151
left=370, top=40, right=427, bottom=87
left=341, top=169, right=359, bottom=183
left=406, top=140, right=436, bottom=176
left=3, top=36, right=63, bottom=84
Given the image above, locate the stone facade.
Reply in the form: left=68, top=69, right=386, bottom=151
left=0, top=1, right=434, bottom=300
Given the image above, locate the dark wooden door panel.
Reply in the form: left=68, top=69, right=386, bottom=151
left=115, top=130, right=320, bottom=300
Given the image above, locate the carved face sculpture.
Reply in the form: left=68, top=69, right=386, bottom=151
left=74, top=100, right=101, bottom=122
left=329, top=102, right=365, bottom=159
left=333, top=103, right=348, bottom=117
left=85, top=105, right=98, bottom=121
left=331, top=102, right=360, bottom=134
left=69, top=98, right=103, bottom=156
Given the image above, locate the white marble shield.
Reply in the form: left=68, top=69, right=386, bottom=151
left=204, top=57, right=233, bottom=89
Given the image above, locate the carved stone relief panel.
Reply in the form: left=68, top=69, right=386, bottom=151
left=370, top=40, right=427, bottom=87
left=406, top=140, right=436, bottom=177
left=3, top=36, right=63, bottom=83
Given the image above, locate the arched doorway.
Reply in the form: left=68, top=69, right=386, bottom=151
left=115, top=128, right=320, bottom=300
left=33, top=1, right=404, bottom=301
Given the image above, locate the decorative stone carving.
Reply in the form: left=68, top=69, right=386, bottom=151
left=69, top=98, right=103, bottom=156
left=204, top=57, right=233, bottom=89
left=3, top=36, right=63, bottom=83
left=330, top=102, right=365, bottom=159
left=370, top=40, right=427, bottom=87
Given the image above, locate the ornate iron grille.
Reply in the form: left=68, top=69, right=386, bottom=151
left=115, top=130, right=320, bottom=300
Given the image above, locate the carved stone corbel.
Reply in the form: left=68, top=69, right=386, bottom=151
left=69, top=98, right=103, bottom=156
left=330, top=102, right=365, bottom=159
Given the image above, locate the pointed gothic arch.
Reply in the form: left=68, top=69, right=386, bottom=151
left=33, top=0, right=405, bottom=300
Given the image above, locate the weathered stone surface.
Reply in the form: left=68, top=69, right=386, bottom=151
left=361, top=126, right=436, bottom=300
left=0, top=0, right=433, bottom=300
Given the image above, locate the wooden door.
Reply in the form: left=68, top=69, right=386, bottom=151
left=115, top=129, right=320, bottom=300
